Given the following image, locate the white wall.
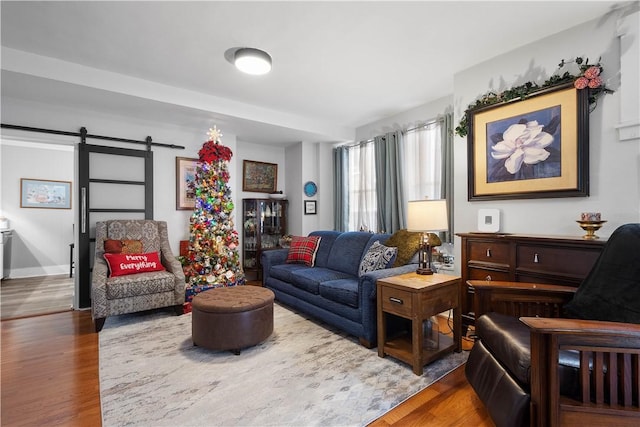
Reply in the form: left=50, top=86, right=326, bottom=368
left=355, top=14, right=639, bottom=275
left=1, top=96, right=242, bottom=279
left=0, top=138, right=75, bottom=277
left=355, top=95, right=453, bottom=142
left=452, top=13, right=639, bottom=253
left=284, top=141, right=335, bottom=236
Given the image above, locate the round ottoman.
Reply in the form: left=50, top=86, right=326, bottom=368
left=191, top=286, right=275, bottom=354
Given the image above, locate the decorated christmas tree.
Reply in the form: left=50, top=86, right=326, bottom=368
left=183, top=127, right=244, bottom=293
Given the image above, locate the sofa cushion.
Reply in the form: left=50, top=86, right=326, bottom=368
left=104, top=239, right=143, bottom=254
left=319, top=279, right=359, bottom=308
left=478, top=312, right=585, bottom=398
left=358, top=241, right=397, bottom=276
left=289, top=267, right=352, bottom=295
left=385, top=229, right=422, bottom=267
left=286, top=235, right=321, bottom=266
left=105, top=270, right=176, bottom=299
left=309, top=231, right=341, bottom=268
left=104, top=252, right=165, bottom=277
left=269, top=263, right=309, bottom=283
left=477, top=313, right=531, bottom=388
left=326, top=232, right=377, bottom=276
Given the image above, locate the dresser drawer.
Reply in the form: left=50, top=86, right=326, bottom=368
left=380, top=286, right=413, bottom=317
left=517, top=245, right=601, bottom=278
left=467, top=267, right=511, bottom=282
left=467, top=240, right=510, bottom=264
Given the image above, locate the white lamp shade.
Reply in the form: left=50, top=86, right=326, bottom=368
left=234, top=48, right=272, bottom=75
left=406, top=200, right=448, bottom=232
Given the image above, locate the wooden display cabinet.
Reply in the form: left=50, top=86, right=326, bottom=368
left=242, top=198, right=288, bottom=280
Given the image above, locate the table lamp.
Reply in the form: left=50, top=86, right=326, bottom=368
left=407, top=199, right=448, bottom=275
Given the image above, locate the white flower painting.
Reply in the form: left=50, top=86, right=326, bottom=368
left=486, top=106, right=561, bottom=183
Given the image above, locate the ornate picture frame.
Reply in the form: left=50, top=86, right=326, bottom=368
left=242, top=160, right=278, bottom=193
left=20, top=178, right=72, bottom=209
left=176, top=157, right=199, bottom=210
left=467, top=83, right=589, bottom=201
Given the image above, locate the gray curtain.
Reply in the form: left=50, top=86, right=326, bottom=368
left=440, top=113, right=454, bottom=243
left=374, top=131, right=405, bottom=234
left=332, top=146, right=349, bottom=231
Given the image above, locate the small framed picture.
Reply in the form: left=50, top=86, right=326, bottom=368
left=243, top=160, right=278, bottom=193
left=20, top=178, right=72, bottom=209
left=304, top=200, right=317, bottom=215
left=176, top=157, right=199, bottom=210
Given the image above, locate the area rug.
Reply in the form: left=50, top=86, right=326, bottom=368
left=99, top=303, right=468, bottom=427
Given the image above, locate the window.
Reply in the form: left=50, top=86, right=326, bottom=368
left=343, top=120, right=443, bottom=231
left=347, top=142, right=377, bottom=232
left=403, top=122, right=442, bottom=202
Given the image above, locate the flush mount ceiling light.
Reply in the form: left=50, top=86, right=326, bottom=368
left=233, top=48, right=272, bottom=75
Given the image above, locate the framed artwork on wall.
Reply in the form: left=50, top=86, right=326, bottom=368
left=243, top=160, right=278, bottom=193
left=467, top=83, right=589, bottom=201
left=176, top=157, right=199, bottom=210
left=20, top=178, right=72, bottom=209
left=304, top=200, right=317, bottom=215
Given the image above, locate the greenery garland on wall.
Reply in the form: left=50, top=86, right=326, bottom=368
left=455, top=57, right=614, bottom=138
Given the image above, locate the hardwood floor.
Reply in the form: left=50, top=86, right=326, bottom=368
left=1, top=274, right=73, bottom=320
left=1, top=311, right=101, bottom=427
left=1, top=311, right=492, bottom=427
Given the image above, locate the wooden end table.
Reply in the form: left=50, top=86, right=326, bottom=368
left=377, top=272, right=461, bottom=375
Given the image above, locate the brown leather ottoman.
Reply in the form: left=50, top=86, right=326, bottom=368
left=191, top=286, right=275, bottom=354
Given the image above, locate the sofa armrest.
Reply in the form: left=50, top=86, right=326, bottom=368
left=469, top=280, right=576, bottom=320
left=261, top=248, right=289, bottom=278
left=520, top=316, right=640, bottom=426
left=91, top=257, right=109, bottom=320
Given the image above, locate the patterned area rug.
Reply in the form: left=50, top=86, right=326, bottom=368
left=99, top=303, right=468, bottom=426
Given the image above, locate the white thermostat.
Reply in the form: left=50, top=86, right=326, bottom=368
left=478, top=209, right=500, bottom=233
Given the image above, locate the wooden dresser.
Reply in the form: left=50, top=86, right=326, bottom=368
left=457, top=232, right=607, bottom=327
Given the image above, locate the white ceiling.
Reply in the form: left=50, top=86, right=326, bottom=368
left=0, top=1, right=623, bottom=145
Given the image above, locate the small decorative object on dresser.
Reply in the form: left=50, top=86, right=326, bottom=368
left=577, top=212, right=606, bottom=239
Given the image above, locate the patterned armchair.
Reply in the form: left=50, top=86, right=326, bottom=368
left=91, top=220, right=185, bottom=332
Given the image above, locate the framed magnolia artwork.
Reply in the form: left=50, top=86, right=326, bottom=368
left=467, top=83, right=589, bottom=201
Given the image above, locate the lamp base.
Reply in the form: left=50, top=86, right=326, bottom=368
left=416, top=267, right=435, bottom=275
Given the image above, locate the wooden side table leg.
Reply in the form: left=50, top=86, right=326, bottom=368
left=453, top=305, right=462, bottom=352
left=377, top=296, right=385, bottom=358
left=412, top=315, right=423, bottom=375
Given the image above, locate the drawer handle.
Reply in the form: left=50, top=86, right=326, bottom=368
left=485, top=275, right=492, bottom=281
left=389, top=297, right=403, bottom=304
left=534, top=253, right=539, bottom=263
left=486, top=248, right=491, bottom=257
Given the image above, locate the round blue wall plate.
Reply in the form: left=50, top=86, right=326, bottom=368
left=304, top=181, right=317, bottom=197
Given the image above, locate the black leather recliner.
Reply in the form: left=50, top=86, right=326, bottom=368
left=465, top=223, right=640, bottom=427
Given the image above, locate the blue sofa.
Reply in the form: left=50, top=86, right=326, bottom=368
left=261, top=230, right=418, bottom=347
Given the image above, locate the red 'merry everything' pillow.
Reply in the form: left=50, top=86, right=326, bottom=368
left=103, top=252, right=165, bottom=277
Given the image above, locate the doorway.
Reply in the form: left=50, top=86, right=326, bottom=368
left=0, top=136, right=75, bottom=318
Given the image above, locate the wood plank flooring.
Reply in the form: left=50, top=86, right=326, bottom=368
left=1, top=310, right=493, bottom=427
left=1, top=274, right=73, bottom=320
left=1, top=310, right=101, bottom=427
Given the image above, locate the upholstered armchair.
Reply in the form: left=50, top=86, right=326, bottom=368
left=91, top=220, right=185, bottom=332
left=465, top=223, right=640, bottom=427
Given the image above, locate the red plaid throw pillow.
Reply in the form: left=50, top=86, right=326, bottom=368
left=286, top=236, right=321, bottom=267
